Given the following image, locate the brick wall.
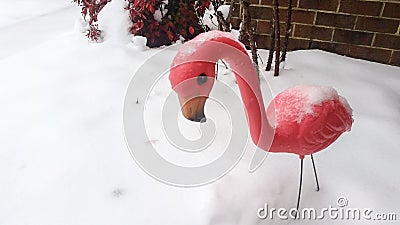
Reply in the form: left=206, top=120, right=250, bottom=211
left=229, top=0, right=400, bottom=66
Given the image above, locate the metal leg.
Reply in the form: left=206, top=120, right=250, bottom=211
left=311, top=154, right=320, bottom=192
left=215, top=61, right=219, bottom=80
left=296, top=158, right=304, bottom=213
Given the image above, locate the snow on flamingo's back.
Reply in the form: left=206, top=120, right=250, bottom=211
left=268, top=85, right=353, bottom=128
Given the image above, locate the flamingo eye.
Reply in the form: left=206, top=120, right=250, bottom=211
left=197, top=73, right=208, bottom=85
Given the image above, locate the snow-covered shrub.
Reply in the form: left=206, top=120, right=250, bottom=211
left=74, top=0, right=110, bottom=41
left=125, top=0, right=176, bottom=47
left=74, top=0, right=230, bottom=46
left=125, top=0, right=211, bottom=47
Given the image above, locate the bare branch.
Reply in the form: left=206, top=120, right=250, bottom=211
left=281, top=0, right=293, bottom=62
left=266, top=23, right=275, bottom=71
left=239, top=0, right=258, bottom=66
left=272, top=0, right=280, bottom=76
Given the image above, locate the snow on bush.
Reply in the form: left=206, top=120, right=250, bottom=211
left=125, top=0, right=210, bottom=47
left=97, top=0, right=132, bottom=44
left=74, top=0, right=233, bottom=47
left=73, top=0, right=110, bottom=41
left=202, top=4, right=230, bottom=30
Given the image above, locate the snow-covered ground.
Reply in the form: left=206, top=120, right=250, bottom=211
left=1, top=1, right=399, bottom=225
left=0, top=0, right=77, bottom=59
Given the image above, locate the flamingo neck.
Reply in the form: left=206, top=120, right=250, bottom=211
left=229, top=65, right=274, bottom=151
left=214, top=39, right=274, bottom=150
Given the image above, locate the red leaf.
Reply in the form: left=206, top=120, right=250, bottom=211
left=188, top=26, right=195, bottom=35
left=166, top=31, right=174, bottom=41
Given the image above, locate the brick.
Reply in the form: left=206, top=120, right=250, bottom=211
left=230, top=0, right=258, bottom=5
left=280, top=9, right=316, bottom=24
left=339, top=0, right=383, bottom=17
left=310, top=41, right=360, bottom=57
left=257, top=20, right=272, bottom=33
left=390, top=51, right=400, bottom=66
left=310, top=40, right=336, bottom=51
left=231, top=15, right=257, bottom=29
left=287, top=37, right=310, bottom=50
left=382, top=3, right=400, bottom=19
left=333, top=44, right=391, bottom=64
left=256, top=20, right=287, bottom=35
left=310, top=43, right=390, bottom=64
left=356, top=17, right=399, bottom=34
left=341, top=45, right=392, bottom=64
left=280, top=22, right=294, bottom=37
left=255, top=34, right=271, bottom=48
left=333, top=29, right=374, bottom=46
left=292, top=10, right=316, bottom=24
left=299, top=0, right=339, bottom=12
left=316, top=12, right=356, bottom=29
left=332, top=43, right=352, bottom=56
left=249, top=5, right=273, bottom=20
left=260, top=0, right=273, bottom=5
left=230, top=3, right=241, bottom=17
left=373, top=34, right=400, bottom=50
left=260, top=0, right=299, bottom=7
left=294, top=24, right=333, bottom=41
left=310, top=41, right=396, bottom=66
left=253, top=35, right=309, bottom=50
left=248, top=0, right=260, bottom=4
left=310, top=41, right=350, bottom=55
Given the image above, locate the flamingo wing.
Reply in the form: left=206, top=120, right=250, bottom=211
left=297, top=97, right=353, bottom=156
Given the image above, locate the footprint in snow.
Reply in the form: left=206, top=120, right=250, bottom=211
left=112, top=189, right=124, bottom=198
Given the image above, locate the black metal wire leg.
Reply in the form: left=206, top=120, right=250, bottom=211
left=296, top=158, right=304, bottom=214
left=311, top=154, right=320, bottom=192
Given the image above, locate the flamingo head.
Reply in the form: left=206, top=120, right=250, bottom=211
left=169, top=30, right=248, bottom=123
left=169, top=61, right=216, bottom=123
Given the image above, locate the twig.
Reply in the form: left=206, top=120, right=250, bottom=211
left=212, top=0, right=232, bottom=32
left=257, top=53, right=264, bottom=64
left=272, top=0, right=280, bottom=76
left=239, top=0, right=258, bottom=67
left=266, top=22, right=275, bottom=71
left=281, top=0, right=293, bottom=62
left=225, top=0, right=235, bottom=29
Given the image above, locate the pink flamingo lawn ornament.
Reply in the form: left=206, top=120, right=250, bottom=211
left=169, top=31, right=353, bottom=211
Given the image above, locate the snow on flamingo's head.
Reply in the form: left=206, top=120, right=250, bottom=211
left=169, top=31, right=239, bottom=94
left=169, top=31, right=248, bottom=122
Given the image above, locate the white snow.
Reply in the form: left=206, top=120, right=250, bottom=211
left=131, top=35, right=148, bottom=51
left=271, top=85, right=348, bottom=124
left=0, top=2, right=399, bottom=225
left=0, top=0, right=78, bottom=60
left=173, top=30, right=241, bottom=65
left=296, top=85, right=339, bottom=106
left=0, top=0, right=71, bottom=28
left=97, top=0, right=132, bottom=44
left=74, top=15, right=89, bottom=33
left=203, top=4, right=231, bottom=30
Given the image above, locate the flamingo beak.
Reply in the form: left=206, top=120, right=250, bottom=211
left=179, top=96, right=207, bottom=123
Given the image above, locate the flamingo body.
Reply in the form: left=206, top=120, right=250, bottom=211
left=267, top=85, right=353, bottom=158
